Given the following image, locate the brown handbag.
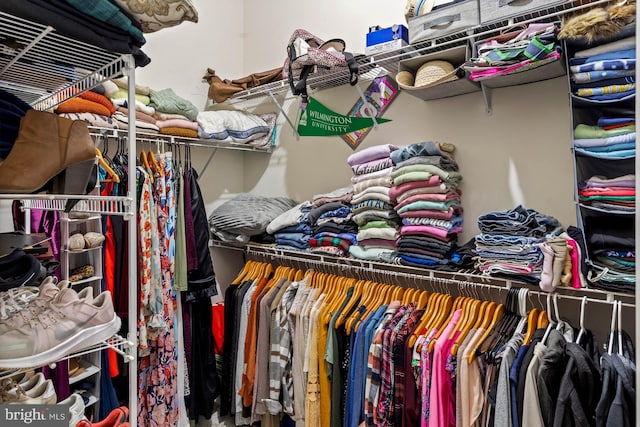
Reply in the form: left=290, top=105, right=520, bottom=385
left=203, top=67, right=283, bottom=103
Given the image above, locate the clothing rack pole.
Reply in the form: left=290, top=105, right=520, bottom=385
left=244, top=246, right=635, bottom=308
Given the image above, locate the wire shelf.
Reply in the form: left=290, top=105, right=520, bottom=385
left=0, top=334, right=134, bottom=378
left=15, top=195, right=134, bottom=218
left=227, top=0, right=616, bottom=103
left=90, top=127, right=274, bottom=153
left=0, top=11, right=128, bottom=110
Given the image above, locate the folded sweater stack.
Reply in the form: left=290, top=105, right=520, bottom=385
left=347, top=144, right=400, bottom=262
left=390, top=141, right=463, bottom=269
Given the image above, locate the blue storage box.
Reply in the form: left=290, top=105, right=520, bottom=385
left=365, top=25, right=409, bottom=54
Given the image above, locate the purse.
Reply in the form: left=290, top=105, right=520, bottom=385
left=203, top=67, right=283, bottom=103
left=283, top=29, right=359, bottom=103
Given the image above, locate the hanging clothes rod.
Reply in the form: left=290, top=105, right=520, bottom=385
left=242, top=244, right=635, bottom=308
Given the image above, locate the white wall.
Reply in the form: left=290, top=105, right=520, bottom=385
left=131, top=0, right=578, bottom=242
left=135, top=0, right=248, bottom=213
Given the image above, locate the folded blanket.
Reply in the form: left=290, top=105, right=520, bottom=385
left=59, top=112, right=118, bottom=129
left=153, top=111, right=190, bottom=121
left=116, top=106, right=156, bottom=125
left=150, top=88, right=199, bottom=121
left=56, top=98, right=112, bottom=117
left=113, top=111, right=159, bottom=132
left=156, top=118, right=198, bottom=130
left=197, top=110, right=270, bottom=143
left=160, top=127, right=199, bottom=138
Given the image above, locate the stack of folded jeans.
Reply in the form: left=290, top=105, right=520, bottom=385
left=573, top=120, right=635, bottom=159
left=389, top=141, right=463, bottom=269
left=475, top=205, right=563, bottom=284
left=585, top=216, right=635, bottom=292
left=308, top=197, right=358, bottom=257
left=579, top=174, right=635, bottom=212
left=465, top=22, right=561, bottom=82
left=266, top=202, right=314, bottom=251
left=569, top=36, right=635, bottom=103
left=346, top=144, right=401, bottom=261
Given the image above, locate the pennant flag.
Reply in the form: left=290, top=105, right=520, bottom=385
left=297, top=97, right=391, bottom=137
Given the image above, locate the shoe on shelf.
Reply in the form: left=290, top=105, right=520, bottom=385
left=0, top=285, right=40, bottom=319
left=58, top=392, right=86, bottom=427
left=1, top=378, right=56, bottom=404
left=0, top=288, right=120, bottom=368
left=0, top=280, right=87, bottom=335
left=68, top=357, right=85, bottom=378
left=0, top=110, right=96, bottom=194
left=69, top=264, right=95, bottom=282
left=0, top=371, right=45, bottom=401
left=83, top=232, right=105, bottom=249
left=75, top=406, right=129, bottom=427
left=69, top=233, right=86, bottom=251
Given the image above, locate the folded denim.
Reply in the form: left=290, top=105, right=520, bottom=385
left=276, top=223, right=313, bottom=235
left=274, top=238, right=310, bottom=250
left=571, top=76, right=635, bottom=90
left=572, top=48, right=636, bottom=64
left=274, top=232, right=311, bottom=243
left=475, top=233, right=542, bottom=246
left=477, top=206, right=561, bottom=237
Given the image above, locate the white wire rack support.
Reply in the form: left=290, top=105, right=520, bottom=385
left=124, top=53, right=139, bottom=427
left=0, top=334, right=135, bottom=380
left=267, top=89, right=300, bottom=141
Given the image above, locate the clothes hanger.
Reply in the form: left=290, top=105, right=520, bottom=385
left=616, top=300, right=623, bottom=357
left=96, top=148, right=120, bottom=183
left=428, top=295, right=458, bottom=353
left=408, top=292, right=438, bottom=348
left=541, top=293, right=557, bottom=345
left=417, top=290, right=430, bottom=310
left=468, top=303, right=505, bottom=365
left=523, top=308, right=539, bottom=345
left=335, top=280, right=363, bottom=329
left=575, top=296, right=587, bottom=345
left=607, top=300, right=617, bottom=356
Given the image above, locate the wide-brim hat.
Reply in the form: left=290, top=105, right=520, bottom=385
left=395, top=60, right=459, bottom=90
left=404, top=0, right=436, bottom=20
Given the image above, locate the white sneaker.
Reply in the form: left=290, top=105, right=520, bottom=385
left=0, top=280, right=91, bottom=334
left=0, top=289, right=120, bottom=368
left=3, top=378, right=57, bottom=404
left=58, top=392, right=86, bottom=427
left=0, top=286, right=40, bottom=319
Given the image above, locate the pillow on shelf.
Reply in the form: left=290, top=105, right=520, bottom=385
left=113, top=0, right=199, bottom=33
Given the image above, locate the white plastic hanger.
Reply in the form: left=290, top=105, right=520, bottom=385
left=575, top=296, right=587, bottom=344
left=514, top=288, right=528, bottom=334
left=541, top=293, right=557, bottom=345
left=607, top=300, right=618, bottom=356
left=617, top=300, right=623, bottom=357
left=553, top=293, right=563, bottom=331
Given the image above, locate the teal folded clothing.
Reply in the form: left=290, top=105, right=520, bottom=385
left=62, top=0, right=145, bottom=44
left=396, top=200, right=461, bottom=214
left=348, top=245, right=395, bottom=261
left=149, top=88, right=199, bottom=121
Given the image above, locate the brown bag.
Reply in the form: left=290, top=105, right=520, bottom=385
left=203, top=67, right=283, bottom=103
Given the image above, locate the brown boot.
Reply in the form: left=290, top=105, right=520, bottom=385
left=0, top=110, right=95, bottom=194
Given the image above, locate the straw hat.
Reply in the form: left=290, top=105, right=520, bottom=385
left=404, top=0, right=436, bottom=20
left=395, top=60, right=459, bottom=90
